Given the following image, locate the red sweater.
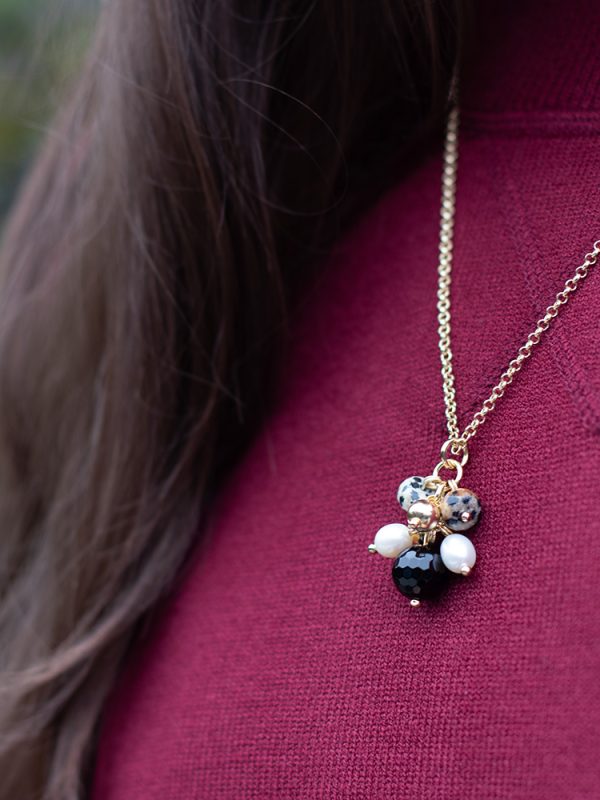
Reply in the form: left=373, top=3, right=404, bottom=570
left=93, top=2, right=600, bottom=798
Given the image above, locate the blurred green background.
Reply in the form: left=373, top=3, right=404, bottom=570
left=0, top=0, right=98, bottom=220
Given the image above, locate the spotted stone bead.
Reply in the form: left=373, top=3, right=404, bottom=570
left=397, top=475, right=436, bottom=512
left=440, top=488, right=481, bottom=531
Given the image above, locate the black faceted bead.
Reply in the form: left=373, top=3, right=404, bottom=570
left=391, top=546, right=448, bottom=600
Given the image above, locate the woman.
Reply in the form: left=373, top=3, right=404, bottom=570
left=2, top=0, right=600, bottom=797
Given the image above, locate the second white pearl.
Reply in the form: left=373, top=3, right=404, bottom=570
left=440, top=533, right=476, bottom=575
left=373, top=523, right=412, bottom=559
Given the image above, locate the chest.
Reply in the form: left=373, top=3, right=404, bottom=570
left=93, top=125, right=600, bottom=800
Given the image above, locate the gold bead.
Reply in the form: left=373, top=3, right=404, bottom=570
left=410, top=530, right=421, bottom=546
left=407, top=498, right=440, bottom=531
left=410, top=599, right=421, bottom=608
left=367, top=544, right=377, bottom=554
left=460, top=564, right=472, bottom=576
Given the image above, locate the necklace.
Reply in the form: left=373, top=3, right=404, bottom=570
left=368, top=103, right=600, bottom=607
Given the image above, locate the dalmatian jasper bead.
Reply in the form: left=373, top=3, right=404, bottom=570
left=397, top=475, right=436, bottom=512
left=440, top=488, right=481, bottom=531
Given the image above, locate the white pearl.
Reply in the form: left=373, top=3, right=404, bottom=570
left=373, top=523, right=412, bottom=559
left=440, top=534, right=476, bottom=574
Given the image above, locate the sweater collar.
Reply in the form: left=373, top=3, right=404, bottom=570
left=462, top=0, right=600, bottom=115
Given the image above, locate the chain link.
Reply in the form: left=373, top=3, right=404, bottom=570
left=437, top=104, right=600, bottom=452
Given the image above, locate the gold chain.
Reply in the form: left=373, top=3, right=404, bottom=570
left=437, top=104, right=600, bottom=456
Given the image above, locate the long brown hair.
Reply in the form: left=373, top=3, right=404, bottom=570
left=0, top=2, right=467, bottom=797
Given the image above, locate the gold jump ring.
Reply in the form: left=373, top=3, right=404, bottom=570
left=432, top=457, right=463, bottom=485
left=440, top=438, right=469, bottom=467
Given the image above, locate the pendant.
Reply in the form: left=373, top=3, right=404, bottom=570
left=368, top=441, right=481, bottom=607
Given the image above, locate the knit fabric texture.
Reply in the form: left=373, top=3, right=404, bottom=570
left=93, top=2, right=600, bottom=798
